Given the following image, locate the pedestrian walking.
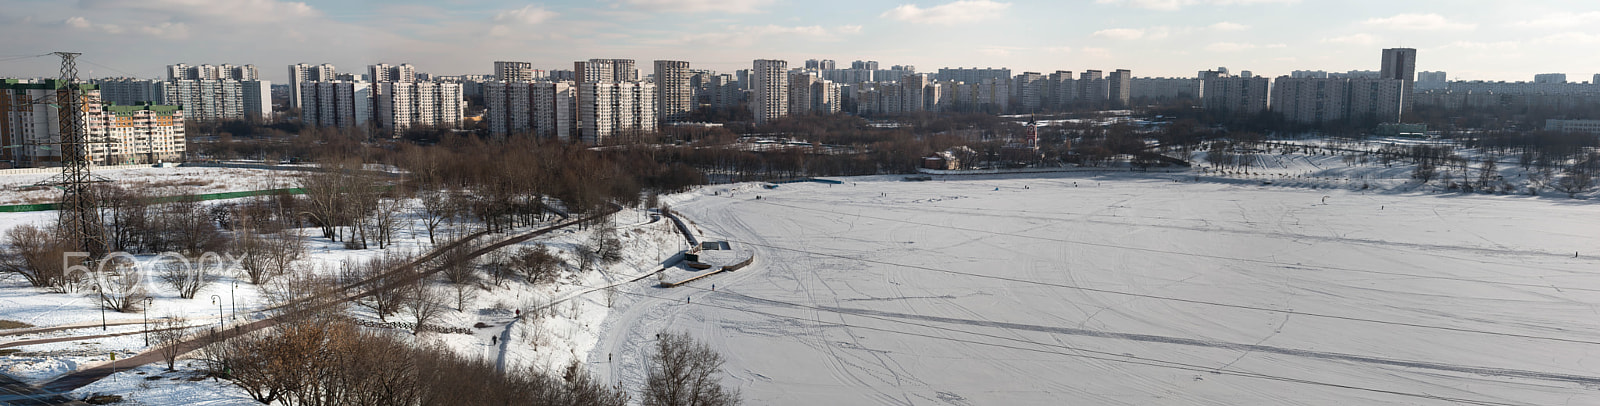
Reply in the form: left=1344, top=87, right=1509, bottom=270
left=492, top=335, right=498, bottom=345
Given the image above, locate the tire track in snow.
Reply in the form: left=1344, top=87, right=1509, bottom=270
left=809, top=305, right=1600, bottom=386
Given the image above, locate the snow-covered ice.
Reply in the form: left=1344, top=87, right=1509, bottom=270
left=590, top=172, right=1600, bottom=405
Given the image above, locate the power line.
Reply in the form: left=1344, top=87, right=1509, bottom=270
left=592, top=284, right=1534, bottom=406
left=77, top=58, right=144, bottom=79
left=0, top=53, right=51, bottom=63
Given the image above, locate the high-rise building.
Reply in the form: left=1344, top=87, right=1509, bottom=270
left=1348, top=78, right=1404, bottom=123
left=2, top=80, right=184, bottom=166
left=161, top=79, right=242, bottom=121
left=654, top=60, right=692, bottom=123
left=710, top=74, right=742, bottom=110
left=370, top=63, right=417, bottom=83
left=301, top=81, right=372, bottom=128
left=1015, top=72, right=1044, bottom=111
left=805, top=59, right=822, bottom=70
left=288, top=63, right=336, bottom=109
left=374, top=81, right=463, bottom=135
left=1046, top=71, right=1076, bottom=108
left=577, top=81, right=655, bottom=144
left=789, top=72, right=818, bottom=115
left=94, top=78, right=164, bottom=106
left=1129, top=77, right=1201, bottom=102
left=1108, top=69, right=1132, bottom=107
left=851, top=60, right=879, bottom=71
left=575, top=60, right=615, bottom=84
left=494, top=61, right=535, bottom=82
left=484, top=80, right=574, bottom=139
left=1270, top=77, right=1350, bottom=124
left=1291, top=70, right=1329, bottom=79
left=1079, top=70, right=1108, bottom=103
left=1594, top=74, right=1600, bottom=85
left=228, top=65, right=260, bottom=81
left=937, top=67, right=1011, bottom=84
left=531, top=82, right=575, bottom=141
left=1202, top=75, right=1270, bottom=116
left=1380, top=48, right=1416, bottom=114
left=1534, top=73, right=1568, bottom=84
left=1416, top=71, right=1448, bottom=90
left=167, top=64, right=192, bottom=81
left=902, top=74, right=927, bottom=112
left=752, top=59, right=788, bottom=125
left=814, top=79, right=842, bottom=114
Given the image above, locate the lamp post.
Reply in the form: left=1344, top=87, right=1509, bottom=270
left=210, top=295, right=223, bottom=327
left=142, top=297, right=153, bottom=346
left=92, top=284, right=105, bottom=331
left=231, top=282, right=238, bottom=320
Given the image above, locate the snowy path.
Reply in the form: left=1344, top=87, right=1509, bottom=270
left=590, top=174, right=1600, bottom=405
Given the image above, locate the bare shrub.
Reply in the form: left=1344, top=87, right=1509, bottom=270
left=510, top=245, right=562, bottom=285
left=0, top=224, right=81, bottom=290
left=644, top=331, right=740, bottom=406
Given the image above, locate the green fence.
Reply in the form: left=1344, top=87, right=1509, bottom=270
left=0, top=188, right=307, bottom=213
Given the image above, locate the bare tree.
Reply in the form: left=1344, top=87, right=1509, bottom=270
left=417, top=188, right=457, bottom=245
left=643, top=331, right=740, bottom=406
left=451, top=280, right=479, bottom=312
left=151, top=315, right=189, bottom=371
left=344, top=255, right=409, bottom=321
left=1412, top=160, right=1438, bottom=183
left=94, top=258, right=148, bottom=313
left=1476, top=157, right=1499, bottom=192
left=159, top=255, right=212, bottom=299
left=405, top=278, right=447, bottom=335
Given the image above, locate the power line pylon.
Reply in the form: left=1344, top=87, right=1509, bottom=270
left=47, top=51, right=108, bottom=259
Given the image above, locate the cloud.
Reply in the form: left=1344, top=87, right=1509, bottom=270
left=63, top=16, right=125, bottom=34
left=79, top=0, right=319, bottom=24
left=659, top=24, right=862, bottom=47
left=1535, top=32, right=1600, bottom=44
left=1079, top=47, right=1112, bottom=58
left=1439, top=40, right=1519, bottom=50
left=1362, top=13, right=1475, bottom=31
left=1510, top=11, right=1600, bottom=28
left=1208, top=21, right=1248, bottom=31
left=1092, top=28, right=1145, bottom=40
left=1321, top=33, right=1380, bottom=45
left=881, top=0, right=1011, bottom=25
left=137, top=22, right=189, bottom=39
left=1091, top=26, right=1172, bottom=40
left=494, top=5, right=557, bottom=25
left=618, top=0, right=775, bottom=13
left=1094, top=0, right=1295, bottom=11
left=1205, top=42, right=1257, bottom=52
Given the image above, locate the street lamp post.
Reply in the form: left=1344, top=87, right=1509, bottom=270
left=231, top=282, right=238, bottom=320
left=142, top=297, right=153, bottom=346
left=210, top=295, right=223, bottom=327
left=92, top=284, right=105, bottom=331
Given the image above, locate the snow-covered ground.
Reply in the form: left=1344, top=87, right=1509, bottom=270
left=590, top=172, right=1600, bottom=405
left=0, top=183, right=686, bottom=402
left=0, top=166, right=300, bottom=205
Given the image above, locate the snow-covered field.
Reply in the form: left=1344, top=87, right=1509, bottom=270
left=0, top=166, right=299, bottom=205
left=591, top=173, right=1600, bottom=405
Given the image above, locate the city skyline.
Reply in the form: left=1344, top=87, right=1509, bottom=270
left=0, top=0, right=1596, bottom=83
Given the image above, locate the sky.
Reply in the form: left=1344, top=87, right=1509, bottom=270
left=0, top=0, right=1597, bottom=84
